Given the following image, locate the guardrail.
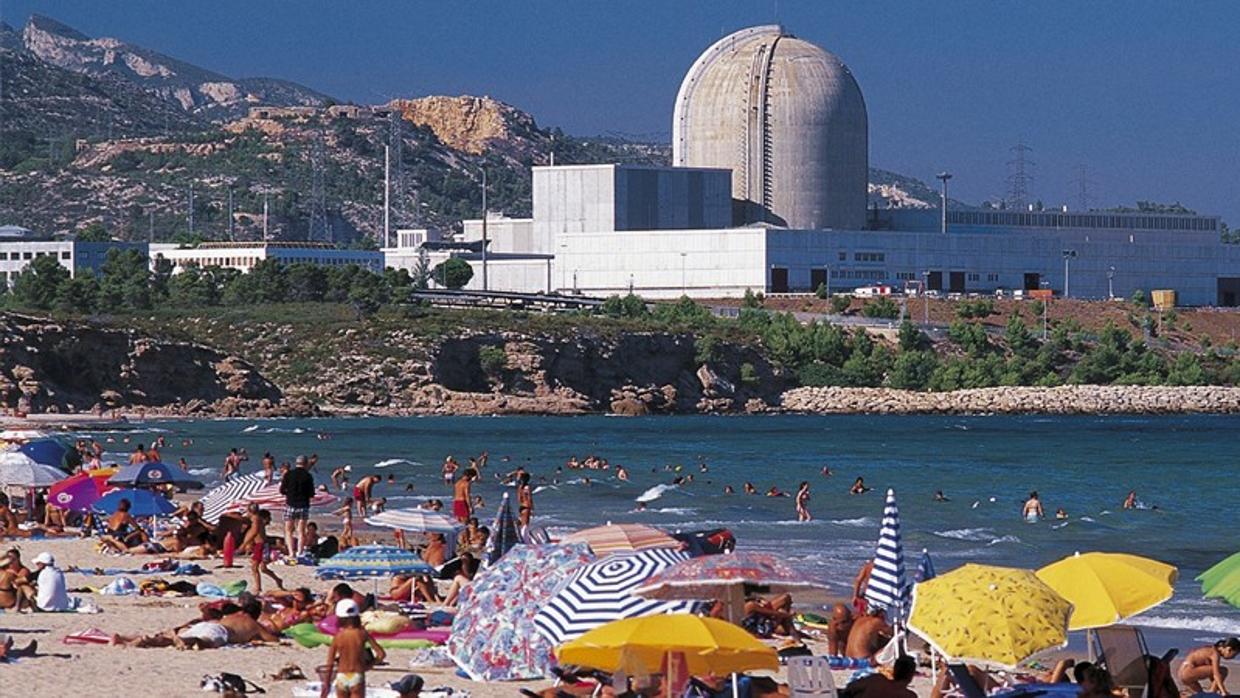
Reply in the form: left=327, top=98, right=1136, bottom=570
left=409, top=289, right=605, bottom=312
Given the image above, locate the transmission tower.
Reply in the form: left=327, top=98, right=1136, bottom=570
left=1069, top=164, right=1097, bottom=212
left=388, top=109, right=405, bottom=228
left=308, top=131, right=330, bottom=243
left=1006, top=143, right=1035, bottom=210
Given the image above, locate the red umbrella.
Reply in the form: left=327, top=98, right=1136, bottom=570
left=48, top=471, right=111, bottom=512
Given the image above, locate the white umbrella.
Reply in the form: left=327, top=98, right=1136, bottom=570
left=0, top=451, right=66, bottom=487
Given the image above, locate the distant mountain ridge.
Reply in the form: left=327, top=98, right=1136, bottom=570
left=20, top=13, right=331, bottom=120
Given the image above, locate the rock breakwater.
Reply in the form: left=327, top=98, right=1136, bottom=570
left=780, top=385, right=1240, bottom=415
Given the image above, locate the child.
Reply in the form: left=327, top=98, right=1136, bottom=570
left=325, top=599, right=386, bottom=698
left=242, top=507, right=283, bottom=593
left=333, top=499, right=355, bottom=548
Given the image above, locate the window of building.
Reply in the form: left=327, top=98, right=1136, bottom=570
left=60, top=251, right=70, bottom=260
left=0, top=253, right=7, bottom=261
left=967, top=273, right=980, bottom=282
left=838, top=252, right=847, bottom=261
left=987, top=273, right=1000, bottom=282
left=854, top=252, right=885, bottom=263
left=23, top=252, right=32, bottom=260
left=895, top=272, right=915, bottom=281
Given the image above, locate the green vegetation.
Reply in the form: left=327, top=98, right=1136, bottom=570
left=477, top=345, right=508, bottom=375
left=861, top=297, right=900, bottom=319
left=431, top=258, right=474, bottom=290
left=829, top=295, right=852, bottom=314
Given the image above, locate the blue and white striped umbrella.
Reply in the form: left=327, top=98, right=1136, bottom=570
left=316, top=544, right=435, bottom=580
left=864, top=488, right=910, bottom=618
left=533, top=547, right=696, bottom=644
left=198, top=472, right=270, bottom=523
left=915, top=548, right=937, bottom=583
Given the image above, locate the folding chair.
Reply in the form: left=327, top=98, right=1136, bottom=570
left=1091, top=625, right=1176, bottom=698
left=788, top=656, right=837, bottom=698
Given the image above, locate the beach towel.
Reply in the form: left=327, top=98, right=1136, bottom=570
left=196, top=579, right=247, bottom=598
left=283, top=623, right=439, bottom=651
left=63, top=627, right=112, bottom=645
left=99, top=577, right=137, bottom=596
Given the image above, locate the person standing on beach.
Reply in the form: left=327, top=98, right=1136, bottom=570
left=280, top=455, right=315, bottom=559
left=261, top=452, right=276, bottom=484
left=796, top=481, right=812, bottom=521
left=452, top=469, right=477, bottom=523
left=353, top=475, right=380, bottom=516
left=222, top=449, right=242, bottom=482
left=517, top=471, right=534, bottom=522
left=242, top=508, right=283, bottom=593
left=325, top=599, right=386, bottom=698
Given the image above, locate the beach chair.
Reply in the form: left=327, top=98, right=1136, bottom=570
left=945, top=665, right=989, bottom=698
left=1091, top=625, right=1176, bottom=698
left=788, top=656, right=837, bottom=698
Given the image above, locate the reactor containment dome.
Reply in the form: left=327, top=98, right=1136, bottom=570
left=672, top=25, right=868, bottom=231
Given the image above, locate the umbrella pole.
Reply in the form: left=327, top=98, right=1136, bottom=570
left=732, top=673, right=739, bottom=698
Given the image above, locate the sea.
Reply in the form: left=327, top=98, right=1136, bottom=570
left=81, top=414, right=1240, bottom=641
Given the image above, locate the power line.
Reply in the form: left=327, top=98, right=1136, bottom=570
left=1006, top=143, right=1035, bottom=210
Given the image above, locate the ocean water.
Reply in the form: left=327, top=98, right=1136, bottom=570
left=83, top=414, right=1239, bottom=637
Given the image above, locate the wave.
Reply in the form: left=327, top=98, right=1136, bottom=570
left=1132, top=614, right=1240, bottom=635
left=987, top=535, right=1021, bottom=546
left=933, top=527, right=995, bottom=541
left=637, top=483, right=679, bottom=503
left=241, top=425, right=306, bottom=434
left=829, top=516, right=876, bottom=527
left=188, top=468, right=214, bottom=476
left=642, top=507, right=697, bottom=515
left=242, top=424, right=260, bottom=433
left=374, top=458, right=417, bottom=469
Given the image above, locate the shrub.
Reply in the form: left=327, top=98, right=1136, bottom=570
left=740, top=362, right=759, bottom=386
left=814, top=283, right=828, bottom=300
left=432, top=257, right=474, bottom=290
left=955, top=298, right=995, bottom=319
left=861, top=297, right=899, bottom=319
left=829, top=295, right=851, bottom=314
left=1131, top=289, right=1147, bottom=307
left=477, top=344, right=507, bottom=375
left=694, top=335, right=721, bottom=365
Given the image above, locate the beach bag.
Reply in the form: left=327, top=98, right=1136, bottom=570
left=201, top=672, right=266, bottom=694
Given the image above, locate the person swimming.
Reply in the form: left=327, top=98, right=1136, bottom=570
left=1022, top=491, right=1045, bottom=522
left=850, top=477, right=871, bottom=495
left=1055, top=507, right=1068, bottom=520
left=933, top=490, right=949, bottom=502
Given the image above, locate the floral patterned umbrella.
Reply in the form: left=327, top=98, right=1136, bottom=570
left=448, top=542, right=595, bottom=681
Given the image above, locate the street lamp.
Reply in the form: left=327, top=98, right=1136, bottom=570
left=922, top=270, right=931, bottom=325
left=1040, top=280, right=1051, bottom=339
left=936, top=172, right=953, bottom=234
left=1107, top=266, right=1116, bottom=300
left=1061, top=249, right=1077, bottom=298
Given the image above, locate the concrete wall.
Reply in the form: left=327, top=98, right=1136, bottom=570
left=0, top=241, right=147, bottom=286
left=460, top=216, right=539, bottom=254
left=556, top=228, right=767, bottom=299
left=612, top=166, right=731, bottom=231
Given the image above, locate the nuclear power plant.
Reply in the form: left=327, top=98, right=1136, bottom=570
left=387, top=25, right=1240, bottom=307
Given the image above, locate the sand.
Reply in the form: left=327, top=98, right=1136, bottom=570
left=1, top=537, right=1234, bottom=698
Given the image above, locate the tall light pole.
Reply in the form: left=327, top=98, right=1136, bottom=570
left=680, top=252, right=687, bottom=295
left=480, top=168, right=488, bottom=291
left=1061, top=249, right=1077, bottom=297
left=1107, top=266, right=1115, bottom=300
left=383, top=145, right=391, bottom=248
left=936, top=172, right=953, bottom=234
left=922, top=270, right=930, bottom=325
left=1040, top=280, right=1051, bottom=339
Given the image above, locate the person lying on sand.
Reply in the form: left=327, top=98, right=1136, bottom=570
left=112, top=598, right=279, bottom=649
left=0, top=633, right=37, bottom=661
left=742, top=593, right=800, bottom=639
left=390, top=574, right=439, bottom=604
left=262, top=587, right=318, bottom=631
left=1179, top=638, right=1239, bottom=694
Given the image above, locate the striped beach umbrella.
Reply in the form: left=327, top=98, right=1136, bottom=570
left=534, top=547, right=696, bottom=645
left=864, top=488, right=910, bottom=618
left=198, top=472, right=270, bottom=523
left=316, top=544, right=435, bottom=580
left=487, top=492, right=521, bottom=564
left=915, top=548, right=937, bottom=583
left=562, top=523, right=681, bottom=556
left=221, top=481, right=337, bottom=515
left=364, top=507, right=459, bottom=534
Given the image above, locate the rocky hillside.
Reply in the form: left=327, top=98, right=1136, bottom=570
left=0, top=313, right=290, bottom=416
left=20, top=14, right=330, bottom=121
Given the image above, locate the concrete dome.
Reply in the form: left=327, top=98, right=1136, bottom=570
left=673, top=25, right=868, bottom=230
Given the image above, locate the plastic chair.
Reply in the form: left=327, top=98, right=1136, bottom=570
left=788, top=656, right=837, bottom=698
left=1091, top=625, right=1174, bottom=698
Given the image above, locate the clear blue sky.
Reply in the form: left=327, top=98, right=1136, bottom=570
left=5, top=1, right=1239, bottom=223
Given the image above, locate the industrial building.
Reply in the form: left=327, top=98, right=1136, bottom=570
left=0, top=226, right=148, bottom=287
left=412, top=24, right=1240, bottom=307
left=150, top=241, right=383, bottom=274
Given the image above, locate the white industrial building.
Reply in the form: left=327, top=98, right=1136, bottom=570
left=380, top=23, right=1240, bottom=307
left=151, top=241, right=383, bottom=273
left=0, top=225, right=148, bottom=287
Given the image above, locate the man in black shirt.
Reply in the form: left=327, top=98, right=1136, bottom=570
left=280, top=454, right=315, bottom=558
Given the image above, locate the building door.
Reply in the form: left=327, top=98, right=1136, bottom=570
left=1023, top=273, right=1041, bottom=291
left=949, top=271, right=966, bottom=293
left=927, top=271, right=943, bottom=291
left=809, top=268, right=827, bottom=292
left=1218, top=278, right=1240, bottom=307
left=770, top=267, right=789, bottom=293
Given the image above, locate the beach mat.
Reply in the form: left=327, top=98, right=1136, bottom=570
left=63, top=627, right=112, bottom=645
left=283, top=623, right=439, bottom=651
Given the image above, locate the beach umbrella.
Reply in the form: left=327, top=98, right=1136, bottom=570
left=316, top=544, right=434, bottom=581
left=448, top=542, right=596, bottom=681
left=48, top=471, right=111, bottom=512
left=1036, top=552, right=1177, bottom=631
left=631, top=551, right=829, bottom=623
left=0, top=451, right=66, bottom=488
left=18, top=438, right=71, bottom=469
left=915, top=549, right=937, bottom=583
left=221, top=482, right=337, bottom=516
left=555, top=614, right=778, bottom=677
left=563, top=522, right=681, bottom=556
left=108, top=461, right=203, bottom=490
left=486, top=491, right=521, bottom=564
left=534, top=548, right=697, bottom=645
left=198, top=472, right=270, bottom=523
left=907, top=563, right=1073, bottom=670
left=1197, top=552, right=1240, bottom=609
left=0, top=429, right=48, bottom=443
left=92, top=488, right=178, bottom=517
left=863, top=488, right=910, bottom=619
left=364, top=507, right=458, bottom=534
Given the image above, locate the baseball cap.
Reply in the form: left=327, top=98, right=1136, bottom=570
left=335, top=599, right=360, bottom=619
left=34, top=552, right=54, bottom=566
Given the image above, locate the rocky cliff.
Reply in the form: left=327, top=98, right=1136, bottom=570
left=0, top=314, right=291, bottom=416
left=393, top=96, right=545, bottom=162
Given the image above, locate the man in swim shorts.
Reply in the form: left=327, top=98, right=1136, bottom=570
left=452, top=469, right=477, bottom=523
left=1022, top=491, right=1044, bottom=522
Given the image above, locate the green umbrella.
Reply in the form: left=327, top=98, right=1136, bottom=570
left=1197, top=552, right=1240, bottom=608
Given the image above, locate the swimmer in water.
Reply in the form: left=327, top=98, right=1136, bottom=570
left=723, top=485, right=735, bottom=495
left=1122, top=490, right=1137, bottom=510
left=743, top=482, right=756, bottom=495
left=1022, top=491, right=1045, bottom=522
left=1055, top=507, right=1068, bottom=520
left=635, top=502, right=647, bottom=512
left=933, top=490, right=949, bottom=502
left=821, top=466, right=832, bottom=477
left=766, top=486, right=787, bottom=498
left=850, top=477, right=871, bottom=495
left=795, top=481, right=811, bottom=521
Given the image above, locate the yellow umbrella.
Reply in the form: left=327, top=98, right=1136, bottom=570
left=1036, top=552, right=1177, bottom=631
left=555, top=614, right=778, bottom=677
left=908, top=563, right=1073, bottom=669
